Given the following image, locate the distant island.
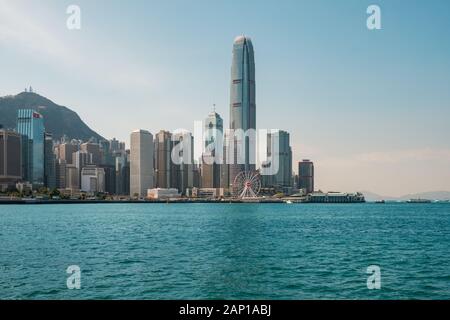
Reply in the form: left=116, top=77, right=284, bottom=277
left=362, top=190, right=450, bottom=202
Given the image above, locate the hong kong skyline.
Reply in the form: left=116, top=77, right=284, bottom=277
left=1, top=0, right=450, bottom=196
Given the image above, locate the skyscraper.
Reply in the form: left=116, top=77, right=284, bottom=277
left=172, top=131, right=194, bottom=195
left=72, top=151, right=93, bottom=189
left=154, top=130, right=172, bottom=189
left=80, top=142, right=101, bottom=165
left=263, top=130, right=292, bottom=188
left=229, top=35, right=256, bottom=186
left=298, top=160, right=314, bottom=194
left=130, top=130, right=154, bottom=198
left=44, top=132, right=57, bottom=189
left=57, top=143, right=79, bottom=165
left=17, top=109, right=45, bottom=187
left=202, top=110, right=223, bottom=188
left=0, top=129, right=22, bottom=190
left=115, top=151, right=130, bottom=195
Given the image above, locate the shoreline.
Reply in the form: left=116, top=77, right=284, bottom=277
left=0, top=199, right=369, bottom=205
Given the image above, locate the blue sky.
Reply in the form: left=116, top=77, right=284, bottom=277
left=1, top=0, right=449, bottom=196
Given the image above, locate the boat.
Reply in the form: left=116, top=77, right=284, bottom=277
left=375, top=200, right=385, bottom=204
left=407, top=199, right=432, bottom=203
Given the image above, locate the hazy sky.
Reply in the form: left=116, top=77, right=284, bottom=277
left=1, top=0, right=449, bottom=196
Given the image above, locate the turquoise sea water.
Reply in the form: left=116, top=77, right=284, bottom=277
left=0, top=203, right=449, bottom=300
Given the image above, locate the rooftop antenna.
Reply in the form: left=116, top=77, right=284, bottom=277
left=213, top=104, right=216, bottom=113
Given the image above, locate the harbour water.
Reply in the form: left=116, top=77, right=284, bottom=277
left=0, top=203, right=449, bottom=299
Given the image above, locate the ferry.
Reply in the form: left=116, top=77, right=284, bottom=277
left=407, top=199, right=432, bottom=203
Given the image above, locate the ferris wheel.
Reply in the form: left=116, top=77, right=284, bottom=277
left=232, top=171, right=262, bottom=199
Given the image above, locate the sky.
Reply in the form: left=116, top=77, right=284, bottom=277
left=0, top=0, right=449, bottom=196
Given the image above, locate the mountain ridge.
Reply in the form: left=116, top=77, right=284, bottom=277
left=362, top=190, right=450, bottom=201
left=0, top=92, right=104, bottom=141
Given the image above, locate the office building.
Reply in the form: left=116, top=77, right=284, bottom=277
left=80, top=142, right=101, bottom=165
left=65, top=164, right=80, bottom=190
left=262, top=130, right=292, bottom=188
left=16, top=109, right=45, bottom=186
left=229, top=35, right=256, bottom=186
left=55, top=159, right=67, bottom=189
left=130, top=130, right=154, bottom=198
left=44, top=132, right=57, bottom=189
left=154, top=130, right=172, bottom=188
left=57, top=143, right=79, bottom=165
left=201, top=110, right=223, bottom=188
left=298, top=160, right=314, bottom=194
left=81, top=165, right=105, bottom=193
left=172, top=131, right=194, bottom=195
left=0, top=129, right=22, bottom=190
left=115, top=151, right=130, bottom=195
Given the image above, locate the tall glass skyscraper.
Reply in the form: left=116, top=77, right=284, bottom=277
left=202, top=110, right=223, bottom=188
left=229, top=35, right=256, bottom=186
left=17, top=109, right=45, bottom=186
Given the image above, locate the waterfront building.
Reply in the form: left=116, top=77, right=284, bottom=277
left=16, top=109, right=45, bottom=187
left=154, top=130, right=172, bottom=189
left=55, top=159, right=67, bottom=189
left=298, top=160, right=314, bottom=194
left=81, top=165, right=105, bottom=193
left=65, top=164, right=80, bottom=190
left=44, top=132, right=57, bottom=189
left=201, top=110, right=223, bottom=188
left=220, top=131, right=231, bottom=190
left=99, top=164, right=116, bottom=194
left=20, top=134, right=31, bottom=182
left=187, top=187, right=225, bottom=199
left=115, top=151, right=130, bottom=195
left=229, top=35, right=256, bottom=186
left=147, top=188, right=180, bottom=200
left=130, top=130, right=154, bottom=198
left=262, top=130, right=292, bottom=189
left=307, top=191, right=365, bottom=203
left=172, top=131, right=194, bottom=195
left=0, top=129, right=22, bottom=191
